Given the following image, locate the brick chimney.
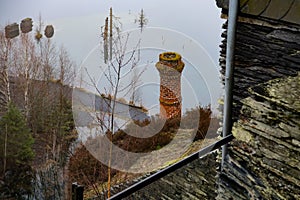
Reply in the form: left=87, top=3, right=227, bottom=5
left=155, top=52, right=185, bottom=119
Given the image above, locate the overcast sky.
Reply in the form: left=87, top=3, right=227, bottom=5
left=0, top=0, right=225, bottom=114
left=0, top=0, right=223, bottom=64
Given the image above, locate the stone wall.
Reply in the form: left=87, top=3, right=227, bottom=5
left=219, top=19, right=300, bottom=121
left=217, top=74, right=300, bottom=199
left=128, top=151, right=218, bottom=200
left=216, top=1, right=300, bottom=198
left=91, top=140, right=220, bottom=200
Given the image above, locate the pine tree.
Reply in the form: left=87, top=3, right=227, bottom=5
left=0, top=103, right=34, bottom=198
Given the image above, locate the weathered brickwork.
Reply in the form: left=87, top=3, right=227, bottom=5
left=156, top=52, right=185, bottom=119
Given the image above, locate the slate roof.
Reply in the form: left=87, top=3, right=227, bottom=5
left=216, top=0, right=300, bottom=25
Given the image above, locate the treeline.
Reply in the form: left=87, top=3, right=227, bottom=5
left=0, top=20, right=76, bottom=198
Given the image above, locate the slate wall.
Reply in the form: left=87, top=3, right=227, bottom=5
left=219, top=20, right=300, bottom=121
left=217, top=74, right=300, bottom=199
left=217, top=4, right=300, bottom=199
left=128, top=151, right=218, bottom=200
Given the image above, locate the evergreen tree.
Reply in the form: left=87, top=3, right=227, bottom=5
left=0, top=103, right=34, bottom=198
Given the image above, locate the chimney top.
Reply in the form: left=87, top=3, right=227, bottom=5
left=156, top=52, right=185, bottom=73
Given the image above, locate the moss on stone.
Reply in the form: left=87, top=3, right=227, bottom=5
left=250, top=73, right=300, bottom=112
left=232, top=124, right=253, bottom=144
left=159, top=52, right=181, bottom=62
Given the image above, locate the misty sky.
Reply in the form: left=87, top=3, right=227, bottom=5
left=0, top=0, right=225, bottom=114
left=0, top=0, right=223, bottom=64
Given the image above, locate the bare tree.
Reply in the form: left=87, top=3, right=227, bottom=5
left=0, top=17, right=76, bottom=199
left=0, top=25, right=18, bottom=183
left=19, top=29, right=36, bottom=119
left=0, top=28, right=13, bottom=113
left=129, top=68, right=142, bottom=105
left=81, top=8, right=145, bottom=198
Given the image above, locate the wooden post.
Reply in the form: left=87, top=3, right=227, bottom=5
left=109, top=7, right=113, bottom=61
left=104, top=17, right=109, bottom=63
left=72, top=182, right=84, bottom=200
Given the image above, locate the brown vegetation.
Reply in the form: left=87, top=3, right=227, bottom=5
left=68, top=105, right=219, bottom=197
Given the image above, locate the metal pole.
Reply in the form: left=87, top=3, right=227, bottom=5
left=222, top=0, right=239, bottom=168
left=109, top=134, right=234, bottom=200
